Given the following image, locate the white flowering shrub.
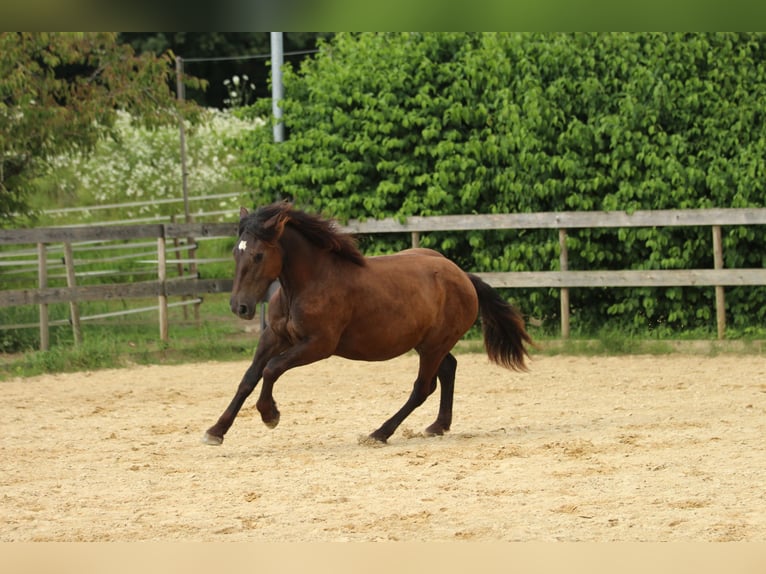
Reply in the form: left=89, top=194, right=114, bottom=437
left=42, top=109, right=263, bottom=224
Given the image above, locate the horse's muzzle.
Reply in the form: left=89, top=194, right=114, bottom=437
left=231, top=298, right=255, bottom=320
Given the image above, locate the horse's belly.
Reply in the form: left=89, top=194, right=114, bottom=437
left=334, top=335, right=419, bottom=362
left=333, top=297, right=475, bottom=362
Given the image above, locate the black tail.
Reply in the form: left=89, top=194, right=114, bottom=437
left=468, top=273, right=534, bottom=371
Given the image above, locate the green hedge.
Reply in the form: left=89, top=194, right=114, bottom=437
left=234, top=32, right=766, bottom=336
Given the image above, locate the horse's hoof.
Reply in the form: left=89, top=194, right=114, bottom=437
left=358, top=433, right=387, bottom=446
left=263, top=412, right=280, bottom=429
left=424, top=423, right=447, bottom=436
left=202, top=432, right=223, bottom=446
left=366, top=430, right=389, bottom=444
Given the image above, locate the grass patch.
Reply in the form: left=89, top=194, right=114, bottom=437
left=526, top=333, right=763, bottom=358
left=0, top=322, right=256, bottom=380
left=3, top=299, right=765, bottom=381
left=0, top=293, right=258, bottom=380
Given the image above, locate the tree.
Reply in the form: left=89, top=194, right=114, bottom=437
left=0, top=32, right=201, bottom=225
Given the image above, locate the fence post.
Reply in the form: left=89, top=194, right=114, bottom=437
left=559, top=228, right=570, bottom=338
left=411, top=231, right=420, bottom=249
left=712, top=225, right=726, bottom=340
left=62, top=242, right=82, bottom=346
left=187, top=233, right=200, bottom=321
left=170, top=215, right=188, bottom=320
left=37, top=242, right=49, bottom=351
left=158, top=231, right=169, bottom=342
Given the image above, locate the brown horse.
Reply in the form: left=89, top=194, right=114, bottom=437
left=203, top=202, right=534, bottom=445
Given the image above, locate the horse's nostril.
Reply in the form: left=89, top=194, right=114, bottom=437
left=238, top=304, right=249, bottom=317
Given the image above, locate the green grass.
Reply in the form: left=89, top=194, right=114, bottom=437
left=3, top=297, right=764, bottom=381
left=0, top=293, right=257, bottom=380
left=523, top=330, right=765, bottom=358
left=1, top=322, right=256, bottom=380
left=1, top=325, right=255, bottom=379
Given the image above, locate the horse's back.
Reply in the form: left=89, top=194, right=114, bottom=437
left=388, top=247, right=448, bottom=259
left=365, top=248, right=474, bottom=305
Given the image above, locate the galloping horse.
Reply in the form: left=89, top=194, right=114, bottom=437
left=203, top=202, right=534, bottom=445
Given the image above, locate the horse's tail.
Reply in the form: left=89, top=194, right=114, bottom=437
left=467, top=273, right=534, bottom=372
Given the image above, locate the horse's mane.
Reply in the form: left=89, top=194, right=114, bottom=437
left=240, top=202, right=366, bottom=267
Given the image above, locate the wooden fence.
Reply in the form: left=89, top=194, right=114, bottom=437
left=0, top=221, right=236, bottom=350
left=343, top=207, right=766, bottom=339
left=2, top=207, right=766, bottom=349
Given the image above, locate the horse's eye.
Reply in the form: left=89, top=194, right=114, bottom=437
left=253, top=253, right=264, bottom=263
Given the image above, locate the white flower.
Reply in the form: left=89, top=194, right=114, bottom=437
left=42, top=108, right=264, bottom=223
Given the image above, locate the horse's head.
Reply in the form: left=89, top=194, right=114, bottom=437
left=230, top=206, right=288, bottom=320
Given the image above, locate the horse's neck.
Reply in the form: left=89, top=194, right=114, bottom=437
left=278, top=227, right=333, bottom=293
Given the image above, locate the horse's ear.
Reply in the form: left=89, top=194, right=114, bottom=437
left=239, top=207, right=249, bottom=220
left=263, top=211, right=289, bottom=240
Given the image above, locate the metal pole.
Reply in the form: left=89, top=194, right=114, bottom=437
left=261, top=32, right=285, bottom=333
left=271, top=32, right=285, bottom=144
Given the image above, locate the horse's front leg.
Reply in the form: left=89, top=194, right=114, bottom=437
left=202, top=328, right=284, bottom=445
left=254, top=336, right=334, bottom=429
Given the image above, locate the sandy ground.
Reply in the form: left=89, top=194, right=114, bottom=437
left=1, top=352, right=765, bottom=542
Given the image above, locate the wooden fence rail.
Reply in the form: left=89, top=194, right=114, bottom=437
left=2, top=208, right=766, bottom=348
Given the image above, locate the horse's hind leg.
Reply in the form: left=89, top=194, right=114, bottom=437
left=425, top=352, right=457, bottom=436
left=368, top=351, right=444, bottom=443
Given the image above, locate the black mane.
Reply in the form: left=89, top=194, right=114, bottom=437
left=240, top=202, right=366, bottom=267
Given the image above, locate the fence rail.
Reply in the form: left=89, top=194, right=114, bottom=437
left=2, top=207, right=766, bottom=348
left=342, top=208, right=766, bottom=232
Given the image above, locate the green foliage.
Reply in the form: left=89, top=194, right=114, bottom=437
left=0, top=32, right=203, bottom=225
left=234, top=33, right=766, bottom=335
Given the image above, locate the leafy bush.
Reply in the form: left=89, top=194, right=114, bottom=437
left=235, top=33, right=766, bottom=335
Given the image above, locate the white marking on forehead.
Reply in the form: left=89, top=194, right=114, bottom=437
left=238, top=240, right=248, bottom=251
